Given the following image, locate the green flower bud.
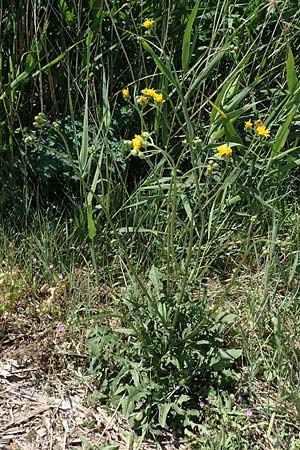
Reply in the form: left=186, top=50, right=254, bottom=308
left=24, top=136, right=33, bottom=145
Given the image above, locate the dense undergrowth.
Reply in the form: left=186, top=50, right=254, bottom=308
left=1, top=0, right=300, bottom=448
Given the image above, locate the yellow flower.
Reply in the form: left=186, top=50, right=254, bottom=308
left=122, top=87, right=130, bottom=101
left=141, top=88, right=157, bottom=97
left=132, top=134, right=144, bottom=151
left=256, top=124, right=271, bottom=138
left=244, top=120, right=253, bottom=130
left=142, top=18, right=155, bottom=29
left=153, top=92, right=165, bottom=104
left=136, top=95, right=148, bottom=105
left=216, top=144, right=233, bottom=158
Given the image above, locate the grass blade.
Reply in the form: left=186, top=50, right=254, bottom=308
left=182, top=0, right=200, bottom=71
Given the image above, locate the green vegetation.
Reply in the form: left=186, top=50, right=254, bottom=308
left=1, top=0, right=300, bottom=448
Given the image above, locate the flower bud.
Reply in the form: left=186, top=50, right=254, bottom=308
left=24, top=136, right=33, bottom=145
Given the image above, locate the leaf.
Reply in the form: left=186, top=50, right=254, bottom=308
left=158, top=403, right=172, bottom=428
left=182, top=0, right=200, bottom=71
left=87, top=204, right=96, bottom=239
left=114, top=328, right=136, bottom=336
left=207, top=98, right=227, bottom=119
left=180, top=194, right=193, bottom=221
left=219, top=348, right=242, bottom=359
left=142, top=41, right=175, bottom=85
left=271, top=108, right=297, bottom=156
left=185, top=50, right=225, bottom=102
left=223, top=120, right=242, bottom=144
left=286, top=47, right=298, bottom=94
left=79, top=90, right=89, bottom=174
left=148, top=265, right=164, bottom=293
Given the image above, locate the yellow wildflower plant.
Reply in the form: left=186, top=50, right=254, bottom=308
left=132, top=134, right=144, bottom=152
left=129, top=133, right=150, bottom=158
left=244, top=120, right=253, bottom=130
left=141, top=88, right=164, bottom=104
left=122, top=87, right=130, bottom=101
left=256, top=124, right=271, bottom=138
left=255, top=119, right=263, bottom=128
left=142, top=18, right=155, bottom=29
left=136, top=95, right=148, bottom=105
left=153, top=92, right=165, bottom=104
left=141, top=88, right=157, bottom=97
left=215, top=144, right=233, bottom=158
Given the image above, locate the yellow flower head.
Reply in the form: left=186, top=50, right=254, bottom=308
left=132, top=134, right=144, bottom=151
left=244, top=120, right=253, bottom=130
left=141, top=88, right=157, bottom=97
left=136, top=95, right=148, bottom=105
left=122, top=87, right=130, bottom=101
left=142, top=18, right=155, bottom=29
left=256, top=124, right=270, bottom=138
left=216, top=144, right=233, bottom=158
left=153, top=92, right=165, bottom=104
left=255, top=119, right=263, bottom=128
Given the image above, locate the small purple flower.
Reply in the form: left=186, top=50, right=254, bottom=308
left=8, top=241, right=14, bottom=248
left=56, top=325, right=65, bottom=337
left=58, top=273, right=63, bottom=280
left=245, top=408, right=253, bottom=417
left=199, top=400, right=205, bottom=408
left=237, top=395, right=242, bottom=402
left=32, top=257, right=37, bottom=263
left=207, top=398, right=213, bottom=405
left=49, top=263, right=54, bottom=269
left=37, top=351, right=43, bottom=357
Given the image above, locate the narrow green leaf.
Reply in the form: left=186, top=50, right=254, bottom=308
left=142, top=41, right=175, bottom=85
left=182, top=0, right=200, bottom=71
left=185, top=50, right=225, bottom=102
left=87, top=204, right=96, bottom=239
left=207, top=98, right=228, bottom=119
left=286, top=47, right=298, bottom=94
left=79, top=91, right=89, bottom=174
left=223, top=120, right=242, bottom=144
left=271, top=108, right=296, bottom=156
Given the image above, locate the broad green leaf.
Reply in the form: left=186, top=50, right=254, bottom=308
left=180, top=194, right=193, bottom=221
left=286, top=47, right=298, bottom=94
left=182, top=0, right=200, bottom=71
left=219, top=348, right=242, bottom=359
left=158, top=403, right=172, bottom=428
